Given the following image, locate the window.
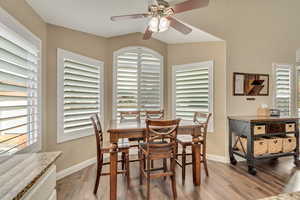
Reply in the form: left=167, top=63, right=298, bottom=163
left=57, top=49, right=104, bottom=143
left=113, top=47, right=163, bottom=119
left=273, top=64, right=293, bottom=116
left=172, top=61, right=213, bottom=132
left=0, top=8, right=41, bottom=156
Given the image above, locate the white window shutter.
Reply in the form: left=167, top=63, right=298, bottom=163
left=114, top=47, right=163, bottom=119
left=57, top=49, right=103, bottom=143
left=0, top=22, right=41, bottom=155
left=273, top=64, right=292, bottom=116
left=173, top=61, right=214, bottom=131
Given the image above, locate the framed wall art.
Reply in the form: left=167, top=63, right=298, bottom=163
left=233, top=72, right=269, bottom=96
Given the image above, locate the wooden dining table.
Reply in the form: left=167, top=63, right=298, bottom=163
left=107, top=119, right=203, bottom=200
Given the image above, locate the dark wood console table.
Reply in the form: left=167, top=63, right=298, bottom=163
left=228, top=116, right=300, bottom=175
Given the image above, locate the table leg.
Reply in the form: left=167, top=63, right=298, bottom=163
left=192, top=143, right=201, bottom=185
left=110, top=143, right=118, bottom=200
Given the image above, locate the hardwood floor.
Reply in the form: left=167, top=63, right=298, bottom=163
left=57, top=156, right=300, bottom=200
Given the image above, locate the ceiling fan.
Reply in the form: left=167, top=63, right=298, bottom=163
left=110, top=0, right=209, bottom=40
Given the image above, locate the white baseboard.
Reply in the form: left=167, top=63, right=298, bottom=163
left=207, top=154, right=230, bottom=163
left=56, top=157, right=97, bottom=180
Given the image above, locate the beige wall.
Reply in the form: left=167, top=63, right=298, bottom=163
left=177, top=0, right=300, bottom=159
left=0, top=0, right=48, bottom=150
left=167, top=42, right=227, bottom=156
left=177, top=0, right=300, bottom=116
left=46, top=24, right=108, bottom=171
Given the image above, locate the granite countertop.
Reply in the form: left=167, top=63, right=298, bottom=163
left=0, top=151, right=62, bottom=200
left=228, top=115, right=299, bottom=122
left=260, top=191, right=300, bottom=200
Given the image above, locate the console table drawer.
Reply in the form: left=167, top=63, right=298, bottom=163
left=286, top=123, right=296, bottom=132
left=254, top=125, right=266, bottom=135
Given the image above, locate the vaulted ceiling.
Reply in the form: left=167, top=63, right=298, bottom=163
left=26, top=0, right=221, bottom=44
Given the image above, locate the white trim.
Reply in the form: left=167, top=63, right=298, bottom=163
left=112, top=46, right=164, bottom=119
left=0, top=7, right=42, bottom=154
left=272, top=63, right=295, bottom=116
left=171, top=61, right=214, bottom=132
left=56, top=157, right=97, bottom=180
left=206, top=154, right=229, bottom=163
left=57, top=49, right=104, bottom=143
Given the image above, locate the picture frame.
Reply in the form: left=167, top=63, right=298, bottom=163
left=233, top=72, right=269, bottom=96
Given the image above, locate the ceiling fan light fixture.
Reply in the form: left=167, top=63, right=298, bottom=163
left=148, top=16, right=170, bottom=33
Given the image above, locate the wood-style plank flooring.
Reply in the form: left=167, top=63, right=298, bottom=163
left=57, top=156, right=300, bottom=200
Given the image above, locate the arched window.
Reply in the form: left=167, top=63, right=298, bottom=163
left=113, top=46, right=163, bottom=119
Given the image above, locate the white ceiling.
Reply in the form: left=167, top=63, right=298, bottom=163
left=26, top=0, right=221, bottom=44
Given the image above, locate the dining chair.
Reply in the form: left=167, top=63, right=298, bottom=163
left=145, top=110, right=164, bottom=119
left=119, top=111, right=143, bottom=165
left=145, top=109, right=165, bottom=168
left=120, top=111, right=141, bottom=121
left=90, top=114, right=130, bottom=194
left=139, top=119, right=180, bottom=200
left=176, top=112, right=211, bottom=184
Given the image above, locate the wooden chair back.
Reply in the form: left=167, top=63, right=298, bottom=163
left=145, top=119, right=180, bottom=156
left=145, top=110, right=164, bottom=119
left=120, top=111, right=141, bottom=121
left=193, top=112, right=212, bottom=141
left=90, top=114, right=104, bottom=159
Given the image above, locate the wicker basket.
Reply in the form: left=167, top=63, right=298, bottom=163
left=282, top=136, right=297, bottom=153
left=236, top=137, right=268, bottom=156
left=267, top=137, right=283, bottom=154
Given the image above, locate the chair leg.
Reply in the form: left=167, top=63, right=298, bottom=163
left=139, top=149, right=143, bottom=185
left=171, top=157, right=177, bottom=200
left=163, top=158, right=167, bottom=180
left=182, top=146, right=186, bottom=184
left=147, top=157, right=151, bottom=200
left=125, top=151, right=130, bottom=186
left=121, top=152, right=125, bottom=170
left=202, top=146, right=209, bottom=177
left=94, top=156, right=103, bottom=194
left=151, top=160, right=154, bottom=168
left=175, top=143, right=178, bottom=160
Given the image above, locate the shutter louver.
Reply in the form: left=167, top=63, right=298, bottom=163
left=63, top=59, right=100, bottom=134
left=115, top=48, right=162, bottom=119
left=175, top=66, right=210, bottom=120
left=0, top=25, right=40, bottom=155
left=274, top=66, right=292, bottom=116
left=140, top=53, right=161, bottom=111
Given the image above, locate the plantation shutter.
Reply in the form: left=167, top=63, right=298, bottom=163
left=0, top=23, right=40, bottom=155
left=116, top=51, right=139, bottom=114
left=140, top=52, right=162, bottom=111
left=114, top=48, right=162, bottom=119
left=174, top=65, right=211, bottom=120
left=63, top=60, right=100, bottom=134
left=274, top=65, right=292, bottom=116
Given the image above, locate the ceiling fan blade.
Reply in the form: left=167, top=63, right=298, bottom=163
left=172, top=0, right=209, bottom=14
left=111, top=13, right=149, bottom=21
left=168, top=17, right=192, bottom=35
left=143, top=26, right=153, bottom=40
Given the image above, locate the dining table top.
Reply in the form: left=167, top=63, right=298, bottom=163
left=107, top=119, right=200, bottom=133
